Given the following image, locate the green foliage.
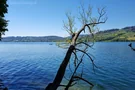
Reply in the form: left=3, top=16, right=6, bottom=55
left=87, top=27, right=135, bottom=42
left=0, top=0, right=8, bottom=17
left=0, top=0, right=8, bottom=39
left=0, top=17, right=8, bottom=37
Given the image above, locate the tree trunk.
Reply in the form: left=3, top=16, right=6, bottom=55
left=45, top=45, right=75, bottom=90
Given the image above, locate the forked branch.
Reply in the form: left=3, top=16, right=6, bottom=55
left=73, top=76, right=94, bottom=86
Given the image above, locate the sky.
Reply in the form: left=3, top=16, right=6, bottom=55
left=5, top=0, right=135, bottom=37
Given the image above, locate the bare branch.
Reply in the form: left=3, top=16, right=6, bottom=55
left=72, top=50, right=79, bottom=67
left=64, top=76, right=70, bottom=81
left=75, top=48, right=98, bottom=70
left=68, top=60, right=73, bottom=74
left=70, top=82, right=77, bottom=86
left=64, top=46, right=88, bottom=89
left=59, top=84, right=67, bottom=87
left=72, top=20, right=106, bottom=46
left=97, top=7, right=107, bottom=22
left=73, top=76, right=94, bottom=86
left=63, top=12, right=76, bottom=36
left=76, top=42, right=94, bottom=48
left=129, top=43, right=135, bottom=51
left=75, top=48, right=93, bottom=62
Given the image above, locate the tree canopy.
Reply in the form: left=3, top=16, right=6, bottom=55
left=0, top=0, right=8, bottom=39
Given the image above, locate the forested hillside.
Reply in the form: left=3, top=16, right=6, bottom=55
left=1, top=26, right=135, bottom=42
left=94, top=26, right=135, bottom=41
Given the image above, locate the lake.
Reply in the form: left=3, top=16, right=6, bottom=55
left=0, top=42, right=135, bottom=90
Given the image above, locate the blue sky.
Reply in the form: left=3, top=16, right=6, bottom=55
left=5, top=0, right=135, bottom=37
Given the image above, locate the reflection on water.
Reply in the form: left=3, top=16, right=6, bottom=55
left=0, top=42, right=135, bottom=90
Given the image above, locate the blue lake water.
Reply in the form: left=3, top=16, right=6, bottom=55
left=0, top=42, right=135, bottom=90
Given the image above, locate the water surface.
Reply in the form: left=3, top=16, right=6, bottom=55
left=0, top=42, right=135, bottom=90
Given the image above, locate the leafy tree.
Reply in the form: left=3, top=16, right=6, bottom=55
left=0, top=0, right=8, bottom=40
left=45, top=4, right=107, bottom=90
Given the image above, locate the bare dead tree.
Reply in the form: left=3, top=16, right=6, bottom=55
left=45, top=4, right=107, bottom=90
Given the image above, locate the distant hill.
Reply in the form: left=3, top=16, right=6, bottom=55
left=1, top=36, right=64, bottom=42
left=1, top=26, right=135, bottom=42
left=93, top=26, right=135, bottom=41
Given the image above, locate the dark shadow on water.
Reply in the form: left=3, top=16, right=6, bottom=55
left=0, top=79, right=8, bottom=90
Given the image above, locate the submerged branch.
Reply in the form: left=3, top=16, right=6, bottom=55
left=129, top=43, right=135, bottom=51
left=65, top=46, right=88, bottom=90
left=73, top=76, right=94, bottom=86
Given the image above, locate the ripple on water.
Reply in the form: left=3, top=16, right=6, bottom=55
left=0, top=42, right=135, bottom=90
